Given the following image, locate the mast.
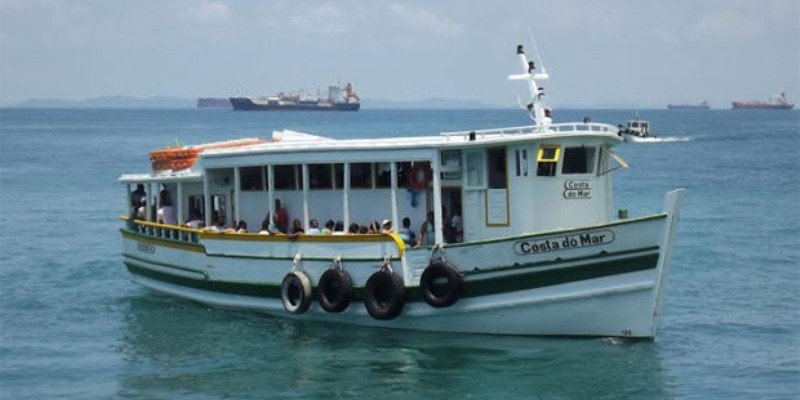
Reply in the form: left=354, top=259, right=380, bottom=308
left=508, top=44, right=551, bottom=130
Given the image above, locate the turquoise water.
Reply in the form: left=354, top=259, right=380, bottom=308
left=1, top=108, right=798, bottom=399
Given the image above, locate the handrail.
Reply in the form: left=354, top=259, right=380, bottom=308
left=439, top=122, right=618, bottom=140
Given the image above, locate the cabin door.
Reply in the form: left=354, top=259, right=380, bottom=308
left=462, top=150, right=487, bottom=242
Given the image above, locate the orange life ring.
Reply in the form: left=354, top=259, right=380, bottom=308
left=407, top=162, right=432, bottom=191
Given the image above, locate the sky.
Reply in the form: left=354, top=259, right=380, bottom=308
left=0, top=0, right=798, bottom=108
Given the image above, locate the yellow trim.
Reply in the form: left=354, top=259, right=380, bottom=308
left=537, top=145, right=561, bottom=162
left=121, top=216, right=406, bottom=256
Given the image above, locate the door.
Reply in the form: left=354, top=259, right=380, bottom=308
left=462, top=150, right=486, bottom=242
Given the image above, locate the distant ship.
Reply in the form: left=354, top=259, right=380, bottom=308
left=197, top=98, right=232, bottom=109
left=230, top=83, right=360, bottom=111
left=732, top=93, right=794, bottom=110
left=667, top=101, right=709, bottom=110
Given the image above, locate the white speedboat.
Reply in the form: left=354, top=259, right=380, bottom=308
left=619, top=115, right=655, bottom=142
left=118, top=43, right=683, bottom=338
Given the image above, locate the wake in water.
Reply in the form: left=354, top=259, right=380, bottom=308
left=626, top=136, right=691, bottom=143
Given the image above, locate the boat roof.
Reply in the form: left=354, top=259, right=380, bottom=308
left=201, top=123, right=621, bottom=159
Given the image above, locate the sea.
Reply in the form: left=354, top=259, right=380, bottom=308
left=0, top=108, right=798, bottom=400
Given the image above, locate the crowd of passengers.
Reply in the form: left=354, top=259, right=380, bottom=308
left=130, top=185, right=463, bottom=247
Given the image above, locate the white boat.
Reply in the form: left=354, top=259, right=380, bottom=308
left=619, top=114, right=655, bottom=142
left=118, top=44, right=684, bottom=338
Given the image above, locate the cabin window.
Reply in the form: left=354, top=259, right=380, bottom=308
left=397, top=162, right=411, bottom=187
left=441, top=151, right=462, bottom=181
left=562, top=147, right=596, bottom=174
left=375, top=163, right=391, bottom=188
left=333, top=164, right=344, bottom=189
left=274, top=165, right=298, bottom=190
left=536, top=145, right=560, bottom=177
left=309, top=164, right=333, bottom=189
left=350, top=163, right=373, bottom=188
left=488, top=147, right=507, bottom=189
left=514, top=149, right=528, bottom=177
left=465, top=151, right=485, bottom=188
left=240, top=166, right=264, bottom=191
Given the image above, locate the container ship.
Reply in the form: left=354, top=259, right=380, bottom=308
left=667, top=101, right=709, bottom=110
left=230, top=83, right=360, bottom=111
left=732, top=93, right=794, bottom=110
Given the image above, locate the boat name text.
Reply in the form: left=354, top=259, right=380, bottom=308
left=513, top=229, right=614, bottom=255
left=137, top=243, right=156, bottom=254
left=564, top=180, right=591, bottom=199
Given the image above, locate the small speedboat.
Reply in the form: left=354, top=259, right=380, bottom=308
left=619, top=114, right=655, bottom=142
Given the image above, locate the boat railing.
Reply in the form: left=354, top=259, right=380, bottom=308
left=440, top=122, right=618, bottom=140
left=121, top=217, right=202, bottom=244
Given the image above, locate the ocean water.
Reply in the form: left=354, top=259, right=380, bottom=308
left=0, top=108, right=798, bottom=399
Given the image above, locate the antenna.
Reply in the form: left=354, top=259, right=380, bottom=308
left=527, top=28, right=546, bottom=74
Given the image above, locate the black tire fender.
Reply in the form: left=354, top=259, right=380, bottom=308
left=363, top=267, right=405, bottom=320
left=281, top=270, right=312, bottom=314
left=420, top=261, right=463, bottom=308
left=317, top=267, right=354, bottom=313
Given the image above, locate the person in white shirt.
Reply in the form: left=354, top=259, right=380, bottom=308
left=306, top=219, right=321, bottom=235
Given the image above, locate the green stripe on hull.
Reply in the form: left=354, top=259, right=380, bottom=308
left=124, top=252, right=659, bottom=301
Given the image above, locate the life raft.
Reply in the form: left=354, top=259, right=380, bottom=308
left=317, top=262, right=353, bottom=313
left=420, top=261, right=463, bottom=308
left=363, top=264, right=405, bottom=320
left=149, top=138, right=266, bottom=172
left=281, top=270, right=313, bottom=314
left=406, top=162, right=432, bottom=191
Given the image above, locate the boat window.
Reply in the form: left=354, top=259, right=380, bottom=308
left=333, top=164, right=344, bottom=189
left=188, top=195, right=204, bottom=221
left=350, top=163, right=373, bottom=189
left=514, top=149, right=528, bottom=177
left=488, top=147, right=507, bottom=189
left=375, top=163, right=391, bottom=188
left=240, top=166, right=264, bottom=191
left=562, top=147, right=596, bottom=174
left=441, top=151, right=462, bottom=181
left=536, top=145, right=560, bottom=177
left=274, top=165, right=298, bottom=190
left=211, top=195, right=226, bottom=225
left=465, top=151, right=485, bottom=188
left=309, top=164, right=333, bottom=189
left=397, top=162, right=411, bottom=186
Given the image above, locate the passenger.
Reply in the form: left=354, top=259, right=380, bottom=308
left=322, top=219, right=335, bottom=235
left=358, top=226, right=369, bottom=234
left=451, top=207, right=463, bottom=243
left=332, top=220, right=346, bottom=235
left=274, top=199, right=289, bottom=233
left=236, top=220, right=248, bottom=233
left=131, top=184, right=146, bottom=211
left=368, top=220, right=380, bottom=234
left=156, top=193, right=177, bottom=225
left=306, top=219, right=321, bottom=235
left=290, top=219, right=304, bottom=234
left=348, top=223, right=360, bottom=234
left=398, top=217, right=416, bottom=245
left=381, top=219, right=393, bottom=234
left=186, top=209, right=204, bottom=228
left=416, top=211, right=436, bottom=248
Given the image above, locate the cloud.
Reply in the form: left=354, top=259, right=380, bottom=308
left=388, top=3, right=462, bottom=37
left=188, top=1, right=232, bottom=24
left=693, top=10, right=761, bottom=38
left=288, top=5, right=350, bottom=34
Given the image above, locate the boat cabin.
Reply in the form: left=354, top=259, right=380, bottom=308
left=120, top=124, right=624, bottom=246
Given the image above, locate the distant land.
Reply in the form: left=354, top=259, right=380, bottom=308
left=4, top=96, right=508, bottom=110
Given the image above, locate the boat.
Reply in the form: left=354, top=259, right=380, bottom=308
left=667, top=101, right=709, bottom=110
left=732, top=93, right=794, bottom=110
left=229, top=83, right=360, bottom=111
left=618, top=114, right=655, bottom=142
left=118, top=43, right=684, bottom=338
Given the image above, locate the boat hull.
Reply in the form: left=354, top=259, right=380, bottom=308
left=121, top=190, right=683, bottom=338
left=229, top=97, right=360, bottom=111
left=731, top=102, right=794, bottom=110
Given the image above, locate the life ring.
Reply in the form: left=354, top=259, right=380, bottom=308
left=420, top=261, right=463, bottom=308
left=406, top=162, right=432, bottom=191
left=281, top=270, right=312, bottom=314
left=363, top=265, right=405, bottom=320
left=317, top=265, right=353, bottom=313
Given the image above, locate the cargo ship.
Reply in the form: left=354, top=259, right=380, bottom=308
left=732, top=93, right=794, bottom=110
left=230, top=83, right=360, bottom=111
left=197, top=98, right=232, bottom=109
left=667, top=101, right=709, bottom=110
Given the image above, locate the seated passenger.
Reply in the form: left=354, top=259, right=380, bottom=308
left=186, top=210, right=204, bottom=229
left=236, top=220, right=248, bottom=233
left=306, top=219, right=321, bottom=234
left=348, top=223, right=360, bottom=234
left=381, top=220, right=393, bottom=234
left=156, top=190, right=177, bottom=225
left=358, top=226, right=368, bottom=234
left=416, top=211, right=436, bottom=248
left=332, top=220, right=346, bottom=235
left=368, top=220, right=380, bottom=234
left=398, top=217, right=416, bottom=245
left=290, top=219, right=304, bottom=234
left=322, top=219, right=335, bottom=235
